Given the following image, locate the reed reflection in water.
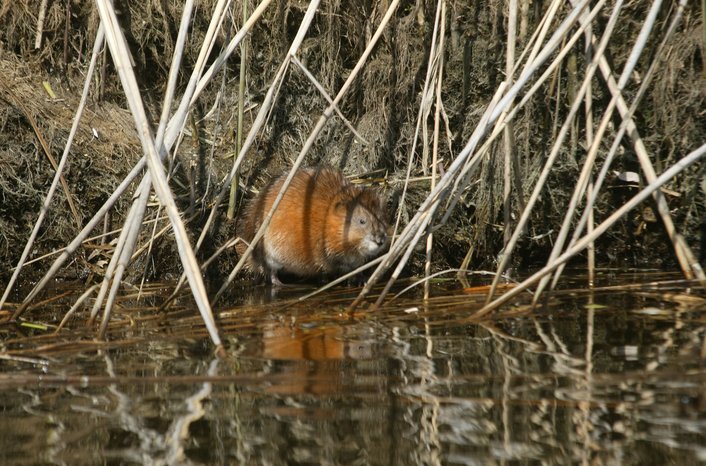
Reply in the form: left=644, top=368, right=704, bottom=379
left=0, top=274, right=705, bottom=464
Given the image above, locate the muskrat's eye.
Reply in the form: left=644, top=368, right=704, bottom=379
left=359, top=217, right=367, bottom=225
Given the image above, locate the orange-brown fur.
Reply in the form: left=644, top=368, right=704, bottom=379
left=238, top=167, right=388, bottom=284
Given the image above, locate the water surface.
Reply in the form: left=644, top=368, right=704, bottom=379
left=1, top=271, right=705, bottom=464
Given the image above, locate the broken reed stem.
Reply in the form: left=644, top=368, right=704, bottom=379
left=456, top=87, right=509, bottom=277
left=511, top=0, right=563, bottom=86
left=56, top=284, right=100, bottom=331
left=93, top=179, right=152, bottom=336
left=35, top=0, right=48, bottom=49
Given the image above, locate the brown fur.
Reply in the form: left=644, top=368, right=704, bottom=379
left=237, top=167, right=388, bottom=284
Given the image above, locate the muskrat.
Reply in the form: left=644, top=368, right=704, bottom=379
left=237, top=167, right=388, bottom=285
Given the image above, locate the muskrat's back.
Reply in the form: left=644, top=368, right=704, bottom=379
left=238, top=167, right=388, bottom=284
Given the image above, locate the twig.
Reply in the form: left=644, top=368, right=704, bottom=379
left=34, top=0, right=48, bottom=49
left=502, top=0, right=518, bottom=251
left=227, top=0, right=248, bottom=220
left=0, top=82, right=82, bottom=228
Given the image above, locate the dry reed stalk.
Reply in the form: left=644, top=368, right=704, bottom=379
left=484, top=0, right=619, bottom=303
left=584, top=21, right=596, bottom=288
left=456, top=87, right=510, bottom=278
left=89, top=0, right=207, bottom=336
left=503, top=0, right=606, bottom=123
left=56, top=284, right=101, bottom=331
left=90, top=175, right=151, bottom=333
left=227, top=0, right=249, bottom=220
left=534, top=0, right=704, bottom=301
left=34, top=0, right=49, bottom=49
left=502, top=0, right=518, bottom=251
left=550, top=0, right=697, bottom=289
left=91, top=0, right=223, bottom=348
left=2, top=25, right=106, bottom=313
left=136, top=0, right=205, bottom=298
left=392, top=0, right=447, bottom=248
left=511, top=0, right=563, bottom=84
left=474, top=143, right=706, bottom=318
left=424, top=0, right=447, bottom=300
left=351, top=0, right=595, bottom=310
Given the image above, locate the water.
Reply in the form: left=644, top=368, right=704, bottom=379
left=1, top=271, right=705, bottom=464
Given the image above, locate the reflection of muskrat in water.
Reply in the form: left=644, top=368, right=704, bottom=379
left=237, top=167, right=389, bottom=285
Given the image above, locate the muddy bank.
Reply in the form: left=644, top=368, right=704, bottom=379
left=0, top=1, right=704, bottom=284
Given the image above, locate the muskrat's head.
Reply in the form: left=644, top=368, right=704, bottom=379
left=339, top=188, right=389, bottom=258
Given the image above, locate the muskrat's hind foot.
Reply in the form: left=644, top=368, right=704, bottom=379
left=270, top=270, right=284, bottom=287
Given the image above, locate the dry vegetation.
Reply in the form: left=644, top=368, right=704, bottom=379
left=0, top=0, right=704, bottom=343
